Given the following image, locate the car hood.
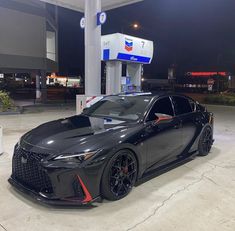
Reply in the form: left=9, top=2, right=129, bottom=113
left=21, top=115, right=130, bottom=155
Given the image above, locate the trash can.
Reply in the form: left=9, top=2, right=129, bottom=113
left=0, top=126, right=3, bottom=155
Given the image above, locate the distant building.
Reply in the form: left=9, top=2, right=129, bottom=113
left=0, top=0, right=58, bottom=101
left=142, top=79, right=173, bottom=92
left=176, top=72, right=229, bottom=93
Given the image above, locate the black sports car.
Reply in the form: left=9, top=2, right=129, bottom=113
left=9, top=92, right=214, bottom=205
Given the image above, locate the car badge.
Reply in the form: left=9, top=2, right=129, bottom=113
left=21, top=156, right=28, bottom=164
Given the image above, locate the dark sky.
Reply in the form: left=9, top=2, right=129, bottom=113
left=58, top=0, right=235, bottom=77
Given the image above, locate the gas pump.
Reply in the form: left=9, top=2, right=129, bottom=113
left=76, top=33, right=154, bottom=114
left=101, top=33, right=154, bottom=94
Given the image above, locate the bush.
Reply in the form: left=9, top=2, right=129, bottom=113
left=0, top=91, right=14, bottom=112
left=204, top=94, right=235, bottom=106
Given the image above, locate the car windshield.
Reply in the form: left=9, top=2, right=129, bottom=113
left=83, top=96, right=152, bottom=121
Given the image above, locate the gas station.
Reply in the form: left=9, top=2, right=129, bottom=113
left=41, top=0, right=147, bottom=94
left=40, top=0, right=153, bottom=112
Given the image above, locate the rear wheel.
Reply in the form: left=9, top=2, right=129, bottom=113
left=101, top=150, right=137, bottom=201
left=198, top=126, right=213, bottom=156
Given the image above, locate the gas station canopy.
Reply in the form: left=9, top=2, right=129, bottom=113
left=40, top=0, right=143, bottom=12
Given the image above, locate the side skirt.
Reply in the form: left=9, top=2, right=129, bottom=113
left=135, top=153, right=197, bottom=186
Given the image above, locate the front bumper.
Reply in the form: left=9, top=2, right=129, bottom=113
left=9, top=145, right=107, bottom=206
left=8, top=177, right=101, bottom=206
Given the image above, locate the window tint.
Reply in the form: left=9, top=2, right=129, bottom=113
left=147, top=97, right=174, bottom=121
left=173, top=96, right=192, bottom=115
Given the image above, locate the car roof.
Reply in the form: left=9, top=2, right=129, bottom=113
left=115, top=91, right=194, bottom=101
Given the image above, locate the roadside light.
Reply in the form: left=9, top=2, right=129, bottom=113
left=141, top=78, right=145, bottom=82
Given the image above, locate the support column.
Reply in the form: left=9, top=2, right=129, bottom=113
left=85, top=0, right=101, bottom=96
left=106, top=61, right=122, bottom=95
left=36, top=74, right=41, bottom=101
left=40, top=70, right=47, bottom=103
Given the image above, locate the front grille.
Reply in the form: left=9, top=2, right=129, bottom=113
left=12, top=147, right=53, bottom=194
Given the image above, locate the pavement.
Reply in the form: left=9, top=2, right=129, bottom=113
left=0, top=105, right=234, bottom=231
left=13, top=99, right=76, bottom=108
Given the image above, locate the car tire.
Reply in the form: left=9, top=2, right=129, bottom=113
left=101, top=149, right=137, bottom=201
left=198, top=126, right=213, bottom=156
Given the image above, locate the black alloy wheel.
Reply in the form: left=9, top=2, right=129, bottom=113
left=101, top=150, right=137, bottom=201
left=198, top=126, right=213, bottom=156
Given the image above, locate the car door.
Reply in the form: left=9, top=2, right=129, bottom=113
left=171, top=96, right=199, bottom=157
left=144, top=96, right=184, bottom=172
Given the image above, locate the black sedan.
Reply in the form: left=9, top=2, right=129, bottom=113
left=9, top=92, right=214, bottom=205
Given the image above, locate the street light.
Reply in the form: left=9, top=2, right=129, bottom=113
left=133, top=23, right=139, bottom=29
left=121, top=22, right=141, bottom=33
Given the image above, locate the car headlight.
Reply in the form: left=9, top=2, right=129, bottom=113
left=53, top=151, right=97, bottom=162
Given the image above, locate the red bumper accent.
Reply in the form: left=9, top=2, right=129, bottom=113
left=77, top=176, right=92, bottom=203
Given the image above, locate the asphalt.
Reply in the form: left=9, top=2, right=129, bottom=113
left=0, top=105, right=234, bottom=231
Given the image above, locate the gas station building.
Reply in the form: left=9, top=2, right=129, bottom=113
left=0, top=0, right=58, bottom=102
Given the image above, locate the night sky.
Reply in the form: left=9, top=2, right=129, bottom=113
left=58, top=0, right=235, bottom=78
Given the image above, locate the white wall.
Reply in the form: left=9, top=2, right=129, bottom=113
left=0, top=6, right=46, bottom=58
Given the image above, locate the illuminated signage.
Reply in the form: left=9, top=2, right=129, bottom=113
left=125, top=38, right=133, bottom=52
left=101, top=33, right=154, bottom=64
left=189, top=72, right=227, bottom=77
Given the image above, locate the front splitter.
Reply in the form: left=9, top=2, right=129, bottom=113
left=8, top=177, right=101, bottom=207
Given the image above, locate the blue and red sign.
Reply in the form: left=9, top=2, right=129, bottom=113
left=125, top=38, right=133, bottom=52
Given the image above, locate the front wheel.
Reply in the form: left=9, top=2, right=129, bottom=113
left=198, top=126, right=213, bottom=156
left=101, top=150, right=137, bottom=201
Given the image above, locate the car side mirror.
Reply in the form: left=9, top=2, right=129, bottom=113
left=154, top=114, right=173, bottom=126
